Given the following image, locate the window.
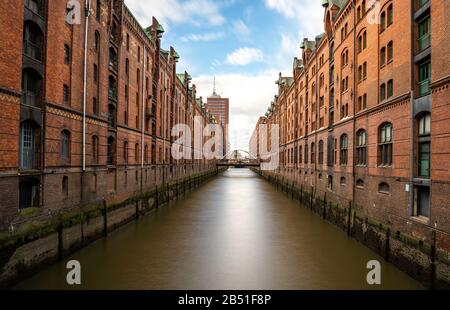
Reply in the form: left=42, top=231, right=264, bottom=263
left=305, top=144, right=309, bottom=164
left=20, top=122, right=39, bottom=170
left=378, top=182, right=390, bottom=194
left=311, top=143, right=315, bottom=164
left=25, top=0, right=44, bottom=16
left=380, top=12, right=386, bottom=32
left=135, top=143, right=139, bottom=162
left=92, top=135, right=99, bottom=163
left=64, top=44, right=70, bottom=64
left=125, top=58, right=129, bottom=78
left=387, top=80, right=394, bottom=98
left=356, top=179, right=365, bottom=188
left=387, top=41, right=393, bottom=62
left=417, top=113, right=431, bottom=177
left=340, top=177, right=347, bottom=186
left=93, top=64, right=98, bottom=83
left=94, top=31, right=100, bottom=52
left=126, top=33, right=130, bottom=51
left=62, top=176, right=69, bottom=198
left=387, top=4, right=393, bottom=26
left=356, top=129, right=367, bottom=166
left=124, top=141, right=128, bottom=163
left=380, top=83, right=386, bottom=101
left=93, top=97, right=98, bottom=115
left=418, top=16, right=431, bottom=52
left=107, top=136, right=115, bottom=165
left=138, top=46, right=141, bottom=62
left=379, top=123, right=393, bottom=166
left=340, top=134, right=348, bottom=165
left=60, top=130, right=71, bottom=162
left=63, top=84, right=70, bottom=105
left=145, top=145, right=149, bottom=163
left=22, top=68, right=42, bottom=107
left=23, top=21, right=44, bottom=61
left=299, top=145, right=303, bottom=163
left=418, top=61, right=431, bottom=97
left=380, top=47, right=386, bottom=67
left=318, top=140, right=324, bottom=165
left=19, top=179, right=40, bottom=209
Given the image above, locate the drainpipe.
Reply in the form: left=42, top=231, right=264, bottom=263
left=163, top=73, right=167, bottom=185
left=141, top=48, right=146, bottom=170
left=82, top=0, right=91, bottom=173
left=408, top=0, right=415, bottom=217
left=352, top=2, right=357, bottom=210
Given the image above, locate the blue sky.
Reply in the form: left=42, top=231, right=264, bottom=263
left=125, top=0, right=324, bottom=151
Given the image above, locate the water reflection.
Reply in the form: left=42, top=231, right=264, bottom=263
left=16, top=169, right=422, bottom=290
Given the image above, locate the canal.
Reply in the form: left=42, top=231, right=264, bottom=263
left=16, top=169, right=422, bottom=290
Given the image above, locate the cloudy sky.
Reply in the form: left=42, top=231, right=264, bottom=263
left=125, top=0, right=324, bottom=151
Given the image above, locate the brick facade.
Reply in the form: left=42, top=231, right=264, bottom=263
left=0, top=0, right=218, bottom=231
left=251, top=0, right=450, bottom=249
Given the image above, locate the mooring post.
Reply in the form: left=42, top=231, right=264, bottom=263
left=385, top=228, right=391, bottom=262
left=347, top=201, right=352, bottom=236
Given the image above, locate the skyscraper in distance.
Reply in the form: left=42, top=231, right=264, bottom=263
left=206, top=77, right=229, bottom=157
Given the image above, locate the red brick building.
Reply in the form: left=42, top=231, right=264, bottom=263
left=253, top=0, right=450, bottom=248
left=0, top=0, right=217, bottom=231
left=206, top=83, right=229, bottom=157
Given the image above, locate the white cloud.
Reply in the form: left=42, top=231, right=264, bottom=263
left=193, top=70, right=280, bottom=151
left=264, top=0, right=324, bottom=36
left=180, top=32, right=224, bottom=43
left=226, top=48, right=264, bottom=66
left=124, top=0, right=226, bottom=29
left=232, top=20, right=251, bottom=41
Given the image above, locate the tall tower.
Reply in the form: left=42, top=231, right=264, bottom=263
left=206, top=77, right=229, bottom=156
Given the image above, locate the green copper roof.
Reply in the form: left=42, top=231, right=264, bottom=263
left=157, top=23, right=165, bottom=34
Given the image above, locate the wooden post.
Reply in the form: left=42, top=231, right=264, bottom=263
left=385, top=228, right=390, bottom=262
left=347, top=201, right=352, bottom=236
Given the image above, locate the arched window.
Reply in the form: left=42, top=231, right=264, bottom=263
left=94, top=31, right=100, bottom=52
left=380, top=47, right=386, bottom=67
left=356, top=179, right=365, bottom=188
left=387, top=4, right=393, bottom=26
left=22, top=68, right=42, bottom=107
left=311, top=142, right=315, bottom=164
left=380, top=12, right=386, bottom=32
left=23, top=21, right=43, bottom=61
left=25, top=0, right=44, bottom=16
left=145, top=144, right=149, bottom=163
left=299, top=145, right=303, bottom=163
left=124, top=141, right=128, bottom=163
left=356, top=129, right=368, bottom=166
left=318, top=140, right=324, bottom=165
left=378, top=182, right=390, bottom=194
left=108, top=104, right=116, bottom=127
left=304, top=143, right=309, bottom=164
left=135, top=143, right=139, bottom=162
left=20, top=121, right=39, bottom=169
left=92, top=135, right=99, bottom=163
left=387, top=79, right=394, bottom=98
left=340, top=134, right=348, bottom=165
left=379, top=123, right=393, bottom=166
left=340, top=176, right=347, bottom=185
left=380, top=83, right=386, bottom=101
left=387, top=41, right=393, bottom=62
left=60, top=130, right=71, bottom=162
left=107, top=136, right=115, bottom=165
left=417, top=113, right=431, bottom=177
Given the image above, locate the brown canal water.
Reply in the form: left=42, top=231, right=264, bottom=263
left=16, top=168, right=422, bottom=290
